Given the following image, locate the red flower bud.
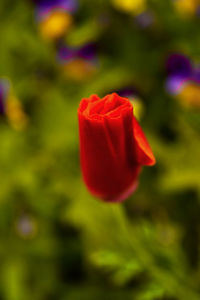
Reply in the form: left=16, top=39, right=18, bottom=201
left=78, top=93, right=156, bottom=202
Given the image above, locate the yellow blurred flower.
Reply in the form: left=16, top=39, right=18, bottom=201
left=173, top=0, right=199, bottom=16
left=6, top=96, right=28, bottom=130
left=62, top=58, right=97, bottom=81
left=177, top=82, right=200, bottom=109
left=111, top=0, right=146, bottom=15
left=40, top=11, right=72, bottom=40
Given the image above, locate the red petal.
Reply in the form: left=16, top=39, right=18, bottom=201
left=133, top=116, right=156, bottom=166
left=78, top=94, right=141, bottom=201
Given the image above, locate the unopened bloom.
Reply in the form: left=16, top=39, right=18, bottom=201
left=115, top=86, right=144, bottom=120
left=78, top=93, right=155, bottom=202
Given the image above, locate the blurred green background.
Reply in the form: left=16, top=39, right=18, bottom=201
left=0, top=0, right=200, bottom=299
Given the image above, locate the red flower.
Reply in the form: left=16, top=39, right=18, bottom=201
left=78, top=93, right=156, bottom=202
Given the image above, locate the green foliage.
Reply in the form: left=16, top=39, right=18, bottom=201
left=0, top=0, right=200, bottom=299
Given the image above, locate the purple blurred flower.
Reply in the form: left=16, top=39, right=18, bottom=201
left=58, top=43, right=97, bottom=64
left=165, top=75, right=187, bottom=95
left=35, top=0, right=78, bottom=21
left=16, top=215, right=37, bottom=238
left=135, top=11, right=154, bottom=28
left=17, top=216, right=33, bottom=235
left=191, top=67, right=200, bottom=84
left=0, top=79, right=10, bottom=115
left=165, top=54, right=200, bottom=95
left=166, top=54, right=192, bottom=79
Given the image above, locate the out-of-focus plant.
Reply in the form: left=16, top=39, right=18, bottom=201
left=0, top=0, right=200, bottom=300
